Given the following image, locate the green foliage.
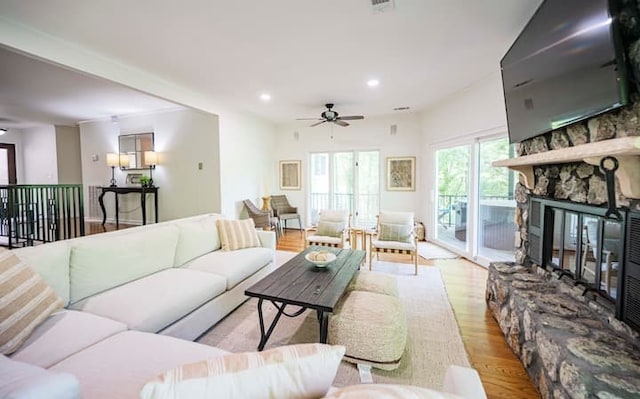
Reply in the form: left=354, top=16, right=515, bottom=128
left=437, top=138, right=515, bottom=198
left=139, top=175, right=151, bottom=186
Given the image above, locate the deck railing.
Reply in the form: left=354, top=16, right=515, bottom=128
left=0, top=184, right=85, bottom=248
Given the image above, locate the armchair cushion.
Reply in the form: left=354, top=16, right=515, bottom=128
left=378, top=223, right=413, bottom=243
left=316, top=221, right=345, bottom=238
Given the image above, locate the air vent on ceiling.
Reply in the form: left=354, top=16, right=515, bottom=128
left=371, top=0, right=395, bottom=13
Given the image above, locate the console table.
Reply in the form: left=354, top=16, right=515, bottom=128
left=99, top=186, right=159, bottom=228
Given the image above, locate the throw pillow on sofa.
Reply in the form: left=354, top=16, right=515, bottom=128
left=0, top=248, right=63, bottom=355
left=140, top=343, right=345, bottom=399
left=216, top=219, right=261, bottom=251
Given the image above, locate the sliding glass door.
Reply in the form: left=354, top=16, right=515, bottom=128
left=433, top=136, right=516, bottom=264
left=435, top=145, right=470, bottom=252
left=309, top=151, right=379, bottom=227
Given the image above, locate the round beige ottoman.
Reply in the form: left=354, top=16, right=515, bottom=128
left=347, top=271, right=399, bottom=297
left=328, top=290, right=407, bottom=370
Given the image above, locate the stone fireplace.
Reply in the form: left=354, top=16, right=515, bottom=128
left=486, top=95, right=640, bottom=398
left=484, top=1, right=640, bottom=397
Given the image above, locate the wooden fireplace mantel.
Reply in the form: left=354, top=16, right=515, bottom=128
left=492, top=137, right=640, bottom=199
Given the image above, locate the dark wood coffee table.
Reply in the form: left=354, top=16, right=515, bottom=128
left=245, top=246, right=365, bottom=350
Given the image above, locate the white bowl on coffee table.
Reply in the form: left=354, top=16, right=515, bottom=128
left=305, top=252, right=336, bottom=267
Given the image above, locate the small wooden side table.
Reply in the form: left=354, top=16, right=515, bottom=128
left=261, top=196, right=271, bottom=212
left=350, top=227, right=366, bottom=251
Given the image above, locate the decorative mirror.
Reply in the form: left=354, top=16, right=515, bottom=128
left=118, top=132, right=154, bottom=170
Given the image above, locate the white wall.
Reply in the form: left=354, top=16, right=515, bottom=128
left=79, top=108, right=221, bottom=223
left=55, top=125, right=82, bottom=184
left=274, top=112, right=425, bottom=225
left=218, top=110, right=277, bottom=218
left=21, top=125, right=58, bottom=184
left=419, top=71, right=508, bottom=239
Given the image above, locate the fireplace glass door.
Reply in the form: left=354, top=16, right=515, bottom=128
left=536, top=197, right=624, bottom=301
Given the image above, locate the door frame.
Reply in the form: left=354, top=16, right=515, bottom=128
left=0, top=143, right=17, bottom=184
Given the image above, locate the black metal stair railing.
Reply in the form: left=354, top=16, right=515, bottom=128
left=0, top=184, right=85, bottom=248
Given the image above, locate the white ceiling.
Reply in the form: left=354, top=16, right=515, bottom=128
left=0, top=0, right=542, bottom=128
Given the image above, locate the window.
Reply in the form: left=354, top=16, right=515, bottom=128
left=309, top=151, right=379, bottom=227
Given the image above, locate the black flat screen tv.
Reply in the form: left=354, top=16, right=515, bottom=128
left=501, top=0, right=628, bottom=144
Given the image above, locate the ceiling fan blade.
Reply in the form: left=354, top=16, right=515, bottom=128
left=296, top=118, right=322, bottom=121
left=334, top=119, right=349, bottom=127
left=337, top=115, right=364, bottom=120
left=310, top=120, right=327, bottom=127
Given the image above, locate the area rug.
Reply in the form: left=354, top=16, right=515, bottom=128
left=417, top=241, right=459, bottom=260
left=197, top=262, right=470, bottom=390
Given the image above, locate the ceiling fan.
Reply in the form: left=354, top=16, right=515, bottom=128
left=297, top=104, right=364, bottom=127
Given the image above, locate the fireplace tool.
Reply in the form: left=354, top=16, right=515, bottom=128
left=600, top=156, right=622, bottom=221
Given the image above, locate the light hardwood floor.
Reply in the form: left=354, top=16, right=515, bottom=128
left=87, top=222, right=540, bottom=398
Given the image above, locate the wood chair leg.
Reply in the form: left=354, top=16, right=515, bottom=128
left=369, top=249, right=373, bottom=271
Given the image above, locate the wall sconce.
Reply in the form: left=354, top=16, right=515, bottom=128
left=144, top=151, right=157, bottom=187
left=106, top=153, right=119, bottom=187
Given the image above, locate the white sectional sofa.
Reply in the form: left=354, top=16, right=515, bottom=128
left=2, top=213, right=487, bottom=399
left=3, top=213, right=277, bottom=398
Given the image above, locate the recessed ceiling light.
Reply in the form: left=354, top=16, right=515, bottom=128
left=0, top=128, right=6, bottom=135
left=367, top=79, right=380, bottom=87
left=260, top=93, right=271, bottom=101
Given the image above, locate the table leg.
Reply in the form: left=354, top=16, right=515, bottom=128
left=141, top=192, right=147, bottom=225
left=115, top=194, right=119, bottom=228
left=257, top=298, right=286, bottom=351
left=319, top=311, right=329, bottom=343
left=154, top=191, right=158, bottom=223
left=98, top=191, right=107, bottom=225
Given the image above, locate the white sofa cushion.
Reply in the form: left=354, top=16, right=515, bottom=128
left=0, top=354, right=80, bottom=399
left=10, top=310, right=126, bottom=369
left=50, top=331, right=228, bottom=399
left=69, top=225, right=180, bottom=304
left=69, top=268, right=226, bottom=332
left=173, top=215, right=222, bottom=267
left=322, top=384, right=463, bottom=399
left=184, top=247, right=272, bottom=290
left=140, top=343, right=345, bottom=399
left=12, top=241, right=71, bottom=306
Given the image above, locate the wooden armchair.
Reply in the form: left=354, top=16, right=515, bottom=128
left=270, top=195, right=302, bottom=235
left=305, top=209, right=351, bottom=248
left=370, top=211, right=418, bottom=275
left=242, top=199, right=280, bottom=238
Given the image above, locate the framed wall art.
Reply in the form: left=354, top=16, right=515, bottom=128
left=279, top=160, right=301, bottom=190
left=386, top=156, right=415, bottom=191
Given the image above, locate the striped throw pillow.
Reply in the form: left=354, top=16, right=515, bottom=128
left=140, top=343, right=346, bottom=399
left=0, top=248, right=63, bottom=355
left=216, top=219, right=261, bottom=251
